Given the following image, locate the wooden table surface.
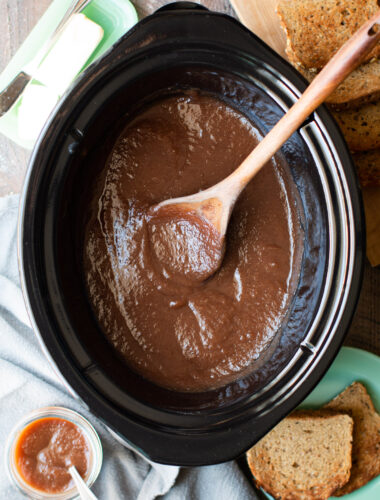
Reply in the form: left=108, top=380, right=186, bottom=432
left=0, top=0, right=379, bottom=356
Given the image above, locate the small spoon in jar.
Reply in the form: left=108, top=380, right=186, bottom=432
left=69, top=466, right=98, bottom=500
left=150, top=12, right=380, bottom=282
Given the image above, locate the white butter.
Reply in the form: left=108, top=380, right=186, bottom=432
left=18, top=83, right=59, bottom=141
left=17, top=13, right=104, bottom=142
left=34, top=13, right=104, bottom=96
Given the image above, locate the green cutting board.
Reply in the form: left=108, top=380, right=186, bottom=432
left=0, top=0, right=137, bottom=149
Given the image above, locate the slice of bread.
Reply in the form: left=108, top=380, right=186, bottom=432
left=276, top=0, right=380, bottom=71
left=323, top=382, right=380, bottom=495
left=331, top=101, right=380, bottom=151
left=353, top=149, right=380, bottom=186
left=298, top=62, right=380, bottom=106
left=246, top=410, right=353, bottom=500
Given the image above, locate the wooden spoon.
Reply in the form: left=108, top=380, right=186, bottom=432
left=151, top=11, right=380, bottom=278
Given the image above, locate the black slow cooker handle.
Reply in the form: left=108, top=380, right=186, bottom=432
left=157, top=2, right=209, bottom=13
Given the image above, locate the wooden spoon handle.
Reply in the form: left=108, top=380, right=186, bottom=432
left=225, top=10, right=380, bottom=196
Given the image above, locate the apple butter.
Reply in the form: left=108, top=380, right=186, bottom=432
left=148, top=203, right=226, bottom=285
left=14, top=417, right=90, bottom=494
left=83, top=92, right=302, bottom=392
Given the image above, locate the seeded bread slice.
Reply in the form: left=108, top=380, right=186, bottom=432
left=331, top=101, right=380, bottom=152
left=323, top=382, right=380, bottom=495
left=276, top=0, right=380, bottom=71
left=246, top=410, right=353, bottom=500
left=297, top=62, right=380, bottom=106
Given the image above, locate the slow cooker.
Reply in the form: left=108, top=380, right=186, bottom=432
left=18, top=2, right=364, bottom=465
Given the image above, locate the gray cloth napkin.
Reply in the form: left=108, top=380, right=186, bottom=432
left=0, top=194, right=256, bottom=500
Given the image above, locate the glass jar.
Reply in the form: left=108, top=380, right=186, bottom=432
left=5, top=406, right=103, bottom=499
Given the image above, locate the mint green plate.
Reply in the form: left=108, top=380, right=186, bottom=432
left=261, top=347, right=380, bottom=499
left=0, top=0, right=137, bottom=149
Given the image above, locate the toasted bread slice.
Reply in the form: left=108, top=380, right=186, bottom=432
left=331, top=101, right=380, bottom=151
left=276, top=0, right=380, bottom=71
left=330, top=92, right=380, bottom=111
left=298, top=62, right=380, bottom=106
left=246, top=410, right=353, bottom=500
left=353, top=149, right=380, bottom=186
left=323, top=382, right=380, bottom=495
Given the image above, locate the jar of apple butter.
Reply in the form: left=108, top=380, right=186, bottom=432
left=5, top=407, right=102, bottom=499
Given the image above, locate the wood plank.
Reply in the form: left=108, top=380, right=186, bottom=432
left=0, top=0, right=51, bottom=196
left=135, top=0, right=234, bottom=18
left=363, top=187, right=380, bottom=266
left=230, top=0, right=286, bottom=57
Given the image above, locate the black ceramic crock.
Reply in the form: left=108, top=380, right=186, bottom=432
left=18, top=2, right=364, bottom=465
